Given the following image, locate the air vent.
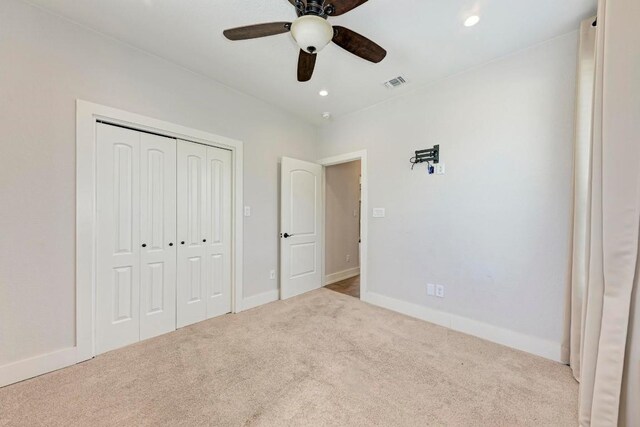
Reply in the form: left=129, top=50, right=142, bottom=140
left=384, top=76, right=407, bottom=89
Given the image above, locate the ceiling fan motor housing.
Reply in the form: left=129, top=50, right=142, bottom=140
left=291, top=15, right=334, bottom=54
left=298, top=0, right=333, bottom=17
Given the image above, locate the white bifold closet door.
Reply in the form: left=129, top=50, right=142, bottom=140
left=96, top=123, right=177, bottom=354
left=176, top=140, right=232, bottom=328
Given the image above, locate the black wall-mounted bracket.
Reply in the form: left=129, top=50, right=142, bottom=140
left=410, top=145, right=439, bottom=170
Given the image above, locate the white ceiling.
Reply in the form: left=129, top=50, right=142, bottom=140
left=26, top=0, right=596, bottom=124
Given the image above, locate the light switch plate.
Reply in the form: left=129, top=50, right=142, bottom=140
left=436, top=163, right=446, bottom=175
left=244, top=206, right=251, bottom=217
left=269, top=270, right=276, bottom=280
left=436, top=285, right=445, bottom=298
left=372, top=208, right=386, bottom=218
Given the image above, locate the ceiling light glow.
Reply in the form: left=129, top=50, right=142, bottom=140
left=319, top=90, right=329, bottom=97
left=464, top=15, right=480, bottom=27
left=322, top=112, right=331, bottom=119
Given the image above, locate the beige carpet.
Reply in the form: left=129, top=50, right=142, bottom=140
left=0, top=289, right=577, bottom=426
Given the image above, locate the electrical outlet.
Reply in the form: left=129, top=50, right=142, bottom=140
left=244, top=206, right=251, bottom=217
left=346, top=254, right=351, bottom=263
left=427, top=283, right=435, bottom=296
left=436, top=284, right=445, bottom=298
left=436, top=163, right=446, bottom=175
left=269, top=270, right=276, bottom=280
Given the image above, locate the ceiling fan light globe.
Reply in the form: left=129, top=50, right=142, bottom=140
left=291, top=16, right=333, bottom=54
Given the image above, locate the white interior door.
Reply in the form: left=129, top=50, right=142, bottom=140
left=176, top=140, right=207, bottom=327
left=96, top=125, right=232, bottom=352
left=205, top=146, right=232, bottom=318
left=139, top=133, right=177, bottom=340
left=96, top=124, right=141, bottom=354
left=280, top=157, right=323, bottom=299
left=177, top=141, right=232, bottom=327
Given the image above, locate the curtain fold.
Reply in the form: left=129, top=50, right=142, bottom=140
left=570, top=17, right=597, bottom=380
left=570, top=0, right=640, bottom=425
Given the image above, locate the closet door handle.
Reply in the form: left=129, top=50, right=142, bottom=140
left=181, top=241, right=185, bottom=245
left=142, top=244, right=147, bottom=248
left=203, top=239, right=207, bottom=243
left=169, top=243, right=174, bottom=247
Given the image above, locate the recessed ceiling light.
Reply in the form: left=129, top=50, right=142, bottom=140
left=464, top=15, right=480, bottom=27
left=319, top=90, right=329, bottom=97
left=322, top=112, right=331, bottom=119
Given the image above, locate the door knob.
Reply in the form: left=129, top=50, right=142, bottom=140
left=142, top=244, right=147, bottom=248
left=181, top=241, right=185, bottom=245
left=203, top=239, right=207, bottom=243
left=283, top=233, right=294, bottom=238
left=169, top=243, right=174, bottom=247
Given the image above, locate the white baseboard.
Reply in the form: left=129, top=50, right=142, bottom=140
left=324, top=267, right=360, bottom=286
left=0, top=347, right=78, bottom=388
left=241, top=289, right=280, bottom=311
left=362, top=292, right=564, bottom=362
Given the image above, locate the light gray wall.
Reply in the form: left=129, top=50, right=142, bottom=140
left=325, top=161, right=361, bottom=276
left=0, top=0, right=318, bottom=366
left=319, top=33, right=578, bottom=348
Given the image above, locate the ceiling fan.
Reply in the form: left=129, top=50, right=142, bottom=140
left=223, top=0, right=386, bottom=82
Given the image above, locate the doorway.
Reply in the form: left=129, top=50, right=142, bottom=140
left=278, top=150, right=368, bottom=302
left=323, top=160, right=362, bottom=299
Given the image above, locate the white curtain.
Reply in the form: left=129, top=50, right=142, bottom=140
left=570, top=0, right=640, bottom=425
left=570, top=16, right=597, bottom=380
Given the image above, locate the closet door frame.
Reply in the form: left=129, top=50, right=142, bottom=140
left=76, top=100, right=244, bottom=363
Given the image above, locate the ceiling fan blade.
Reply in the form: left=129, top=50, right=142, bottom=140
left=332, top=26, right=386, bottom=63
left=298, top=50, right=317, bottom=82
left=326, top=0, right=368, bottom=16
left=223, top=22, right=291, bottom=41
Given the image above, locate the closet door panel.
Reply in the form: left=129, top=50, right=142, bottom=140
left=177, top=140, right=208, bottom=327
left=205, top=147, right=232, bottom=318
left=139, top=133, right=177, bottom=340
left=96, top=124, right=141, bottom=354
